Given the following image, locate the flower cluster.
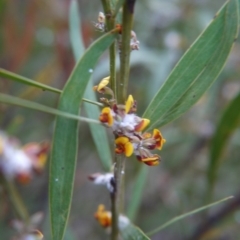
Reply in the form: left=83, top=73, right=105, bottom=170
left=94, top=78, right=166, bottom=166
left=0, top=131, right=49, bottom=184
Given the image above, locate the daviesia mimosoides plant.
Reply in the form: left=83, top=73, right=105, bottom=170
left=0, top=0, right=238, bottom=239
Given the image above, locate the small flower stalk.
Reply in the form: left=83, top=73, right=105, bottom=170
left=93, top=78, right=166, bottom=167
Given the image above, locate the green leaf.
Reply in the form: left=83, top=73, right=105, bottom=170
left=127, top=166, right=148, bottom=221
left=0, top=68, right=102, bottom=106
left=238, top=0, right=240, bottom=25
left=143, top=0, right=239, bottom=128
left=147, top=196, right=233, bottom=236
left=69, top=0, right=84, bottom=61
left=208, top=92, right=240, bottom=188
left=50, top=31, right=117, bottom=240
left=69, top=0, right=112, bottom=170
left=114, top=0, right=125, bottom=17
left=0, top=68, right=61, bottom=94
left=119, top=217, right=150, bottom=240
left=0, top=93, right=100, bottom=124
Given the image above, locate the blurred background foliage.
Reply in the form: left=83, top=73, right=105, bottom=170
left=0, top=0, right=240, bottom=239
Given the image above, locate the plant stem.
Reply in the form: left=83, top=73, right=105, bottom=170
left=101, top=2, right=119, bottom=240
left=111, top=155, right=125, bottom=240
left=101, top=0, right=117, bottom=98
left=4, top=179, right=29, bottom=223
left=101, top=1, right=135, bottom=239
left=117, top=0, right=135, bottom=104
left=82, top=98, right=103, bottom=107
left=111, top=1, right=135, bottom=240
left=110, top=195, right=118, bottom=240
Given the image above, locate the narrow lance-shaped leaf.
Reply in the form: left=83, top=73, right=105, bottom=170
left=0, top=68, right=61, bottom=94
left=0, top=93, right=100, bottom=124
left=69, top=0, right=112, bottom=170
left=147, top=196, right=233, bottom=236
left=0, top=68, right=101, bottom=106
left=133, top=0, right=239, bottom=228
left=127, top=166, right=148, bottom=221
left=143, top=0, right=239, bottom=129
left=208, top=92, right=240, bottom=188
left=50, top=30, right=117, bottom=240
left=119, top=216, right=150, bottom=240
left=238, top=0, right=240, bottom=25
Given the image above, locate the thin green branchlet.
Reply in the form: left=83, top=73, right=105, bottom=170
left=90, top=3, right=165, bottom=239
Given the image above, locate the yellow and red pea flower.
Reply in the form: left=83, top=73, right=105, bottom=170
left=94, top=204, right=112, bottom=228
left=135, top=147, right=161, bottom=166
left=99, top=107, right=114, bottom=126
left=115, top=136, right=134, bottom=157
left=141, top=154, right=161, bottom=166
left=134, top=118, right=150, bottom=132
left=141, top=129, right=166, bottom=150
left=152, top=129, right=166, bottom=150
left=23, top=142, right=50, bottom=173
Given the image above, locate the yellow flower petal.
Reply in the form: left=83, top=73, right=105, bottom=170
left=142, top=154, right=160, bottom=166
left=115, top=137, right=134, bottom=157
left=99, top=107, right=113, bottom=126
left=115, top=136, right=129, bottom=145
left=144, top=160, right=159, bottom=166
left=142, top=132, right=152, bottom=139
left=125, top=142, right=134, bottom=157
left=134, top=118, right=150, bottom=132
left=125, top=95, right=134, bottom=114
left=97, top=76, right=110, bottom=91
left=0, top=136, right=3, bottom=155
left=153, top=129, right=166, bottom=150
left=28, top=230, right=44, bottom=240
left=141, top=156, right=159, bottom=162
